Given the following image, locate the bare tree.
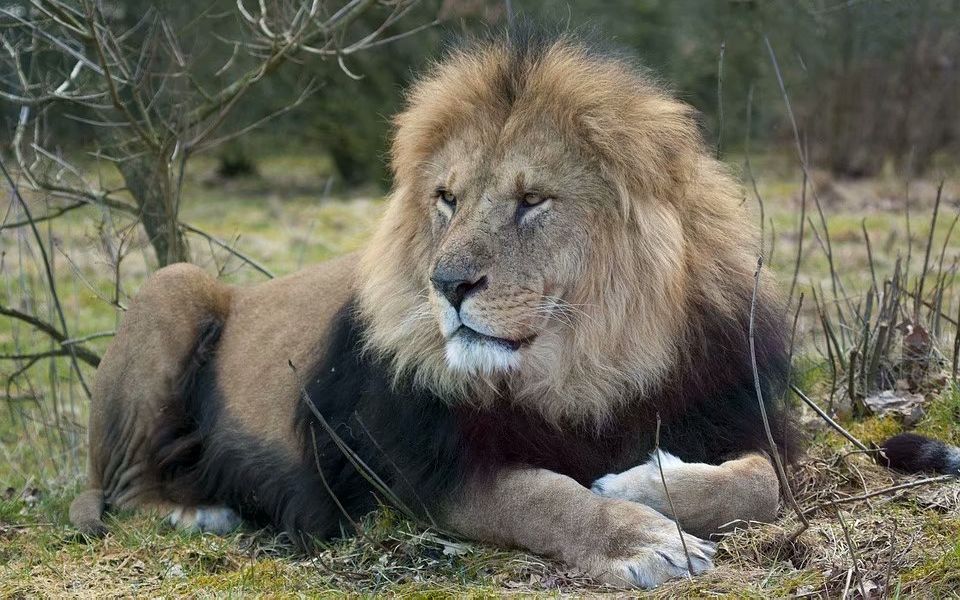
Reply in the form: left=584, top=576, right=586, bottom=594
left=2, top=0, right=432, bottom=265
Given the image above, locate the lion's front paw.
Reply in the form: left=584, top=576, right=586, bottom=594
left=582, top=503, right=716, bottom=589
left=591, top=449, right=685, bottom=501
left=595, top=531, right=715, bottom=588
left=167, top=505, right=242, bottom=535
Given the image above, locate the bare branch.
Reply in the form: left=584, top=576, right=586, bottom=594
left=193, top=80, right=318, bottom=152
left=791, top=384, right=869, bottom=452
left=180, top=222, right=275, bottom=279
left=802, top=474, right=956, bottom=517
left=0, top=6, right=104, bottom=75
left=0, top=200, right=86, bottom=231
left=0, top=156, right=98, bottom=392
left=0, top=305, right=101, bottom=368
left=83, top=1, right=158, bottom=149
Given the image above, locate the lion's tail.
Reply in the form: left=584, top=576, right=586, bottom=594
left=879, top=433, right=960, bottom=475
left=69, top=488, right=107, bottom=537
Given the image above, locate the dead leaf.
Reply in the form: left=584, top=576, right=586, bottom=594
left=863, top=390, right=925, bottom=422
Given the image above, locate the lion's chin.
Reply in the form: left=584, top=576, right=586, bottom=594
left=444, top=327, right=525, bottom=375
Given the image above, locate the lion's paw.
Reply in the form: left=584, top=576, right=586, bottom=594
left=591, top=524, right=716, bottom=588
left=167, top=505, right=242, bottom=535
left=591, top=449, right=685, bottom=501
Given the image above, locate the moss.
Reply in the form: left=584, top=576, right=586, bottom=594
left=915, top=386, right=960, bottom=445
left=758, top=570, right=825, bottom=598
left=181, top=560, right=319, bottom=594
left=790, top=356, right=832, bottom=397
left=898, top=538, right=960, bottom=594
left=846, top=415, right=902, bottom=445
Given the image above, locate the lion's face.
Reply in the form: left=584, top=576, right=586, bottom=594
left=424, top=123, right=610, bottom=375
left=357, top=37, right=757, bottom=422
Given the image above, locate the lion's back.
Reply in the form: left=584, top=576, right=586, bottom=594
left=213, top=251, right=361, bottom=447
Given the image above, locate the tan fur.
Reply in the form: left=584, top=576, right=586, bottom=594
left=84, top=264, right=231, bottom=512
left=214, top=253, right=358, bottom=449
left=71, top=257, right=357, bottom=531
left=445, top=467, right=716, bottom=587
left=592, top=451, right=781, bottom=537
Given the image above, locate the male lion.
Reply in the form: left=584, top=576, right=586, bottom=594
left=71, top=32, right=798, bottom=588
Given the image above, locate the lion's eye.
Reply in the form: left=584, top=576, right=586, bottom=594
left=436, top=188, right=456, bottom=208
left=521, top=192, right=546, bottom=207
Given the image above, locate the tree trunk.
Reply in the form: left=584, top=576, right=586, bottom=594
left=119, top=157, right=190, bottom=267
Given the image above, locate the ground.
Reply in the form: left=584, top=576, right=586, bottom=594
left=1, top=154, right=959, bottom=597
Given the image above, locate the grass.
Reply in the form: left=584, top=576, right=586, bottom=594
left=2, top=152, right=960, bottom=597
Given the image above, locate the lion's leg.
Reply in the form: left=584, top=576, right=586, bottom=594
left=443, top=467, right=716, bottom=589
left=591, top=451, right=779, bottom=538
left=72, top=263, right=232, bottom=535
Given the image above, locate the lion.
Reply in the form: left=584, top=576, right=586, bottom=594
left=70, top=31, right=802, bottom=589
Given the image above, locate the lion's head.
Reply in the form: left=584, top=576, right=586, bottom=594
left=357, top=33, right=761, bottom=423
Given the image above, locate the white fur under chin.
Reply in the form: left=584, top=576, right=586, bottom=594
left=445, top=336, right=521, bottom=375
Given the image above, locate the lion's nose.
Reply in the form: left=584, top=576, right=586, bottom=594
left=430, top=271, right=487, bottom=311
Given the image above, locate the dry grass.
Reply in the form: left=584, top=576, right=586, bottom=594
left=2, top=154, right=960, bottom=597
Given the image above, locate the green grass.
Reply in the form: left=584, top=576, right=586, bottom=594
left=2, top=153, right=960, bottom=596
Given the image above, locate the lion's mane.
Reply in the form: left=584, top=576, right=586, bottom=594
left=357, top=32, right=773, bottom=426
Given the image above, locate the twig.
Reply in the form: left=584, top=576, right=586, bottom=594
left=883, top=521, right=898, bottom=600
left=84, top=1, right=159, bottom=149
left=743, top=85, right=766, bottom=258
left=192, top=81, right=319, bottom=152
left=914, top=181, right=943, bottom=320
left=787, top=168, right=808, bottom=306
left=180, top=222, right=274, bottom=279
left=847, top=347, right=859, bottom=410
left=0, top=349, right=77, bottom=361
left=289, top=360, right=414, bottom=520
left=862, top=219, right=879, bottom=297
left=62, top=331, right=115, bottom=345
left=0, top=158, right=97, bottom=395
left=715, top=41, right=724, bottom=159
left=953, top=299, right=960, bottom=383
left=765, top=35, right=852, bottom=321
left=934, top=210, right=959, bottom=288
left=811, top=285, right=843, bottom=404
left=0, top=307, right=101, bottom=368
left=834, top=508, right=867, bottom=599
left=858, top=289, right=874, bottom=398
left=790, top=384, right=868, bottom=452
left=351, top=415, right=437, bottom=529
left=749, top=257, right=809, bottom=538
left=781, top=293, right=805, bottom=466
left=900, top=288, right=958, bottom=327
left=801, top=474, right=956, bottom=517
left=309, top=428, right=369, bottom=541
left=654, top=414, right=693, bottom=578
left=0, top=201, right=86, bottom=231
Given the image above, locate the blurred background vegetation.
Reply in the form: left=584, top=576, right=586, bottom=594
left=4, top=0, right=958, bottom=191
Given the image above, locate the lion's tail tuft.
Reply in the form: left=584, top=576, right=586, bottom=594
left=878, top=433, right=960, bottom=475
